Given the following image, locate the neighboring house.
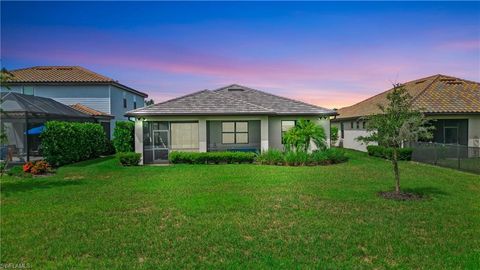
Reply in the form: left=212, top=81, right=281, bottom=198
left=126, top=84, right=336, bottom=164
left=0, top=92, right=98, bottom=163
left=1, top=66, right=148, bottom=137
left=331, top=74, right=480, bottom=151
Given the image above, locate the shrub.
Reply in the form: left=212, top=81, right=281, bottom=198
left=256, top=149, right=284, bottom=165
left=7, top=165, right=32, bottom=178
left=113, top=121, right=135, bottom=153
left=366, top=145, right=412, bottom=161
left=323, top=148, right=349, bottom=164
left=169, top=151, right=256, bottom=164
left=41, top=121, right=107, bottom=166
left=22, top=160, right=52, bottom=175
left=284, top=151, right=309, bottom=166
left=330, top=126, right=339, bottom=145
left=103, top=139, right=116, bottom=155
left=117, top=152, right=142, bottom=166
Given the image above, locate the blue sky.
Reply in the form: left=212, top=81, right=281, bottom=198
left=2, top=1, right=479, bottom=108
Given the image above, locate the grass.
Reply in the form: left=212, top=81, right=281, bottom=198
left=1, top=150, right=479, bottom=269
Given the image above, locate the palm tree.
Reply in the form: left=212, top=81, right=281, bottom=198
left=283, top=119, right=327, bottom=152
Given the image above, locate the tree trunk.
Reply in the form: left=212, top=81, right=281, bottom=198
left=392, top=148, right=400, bottom=194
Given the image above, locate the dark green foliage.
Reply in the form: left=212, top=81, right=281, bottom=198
left=255, top=148, right=348, bottom=166
left=41, top=121, right=107, bottom=166
left=6, top=165, right=32, bottom=178
left=113, top=121, right=135, bottom=153
left=330, top=126, right=339, bottom=145
left=117, top=152, right=141, bottom=166
left=367, top=145, right=413, bottom=161
left=255, top=149, right=285, bottom=165
left=103, top=139, right=116, bottom=155
left=284, top=151, right=309, bottom=166
left=169, top=151, right=256, bottom=164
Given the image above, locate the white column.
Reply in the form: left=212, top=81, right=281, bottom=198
left=260, top=116, right=269, bottom=152
left=134, top=119, right=144, bottom=165
left=199, top=118, right=207, bottom=152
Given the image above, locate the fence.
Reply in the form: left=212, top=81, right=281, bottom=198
left=408, top=142, right=480, bottom=174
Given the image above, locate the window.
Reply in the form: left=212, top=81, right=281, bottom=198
left=171, top=122, right=199, bottom=150
left=133, top=101, right=137, bottom=109
left=281, top=120, right=296, bottom=143
left=340, top=122, right=344, bottom=139
left=123, top=92, right=127, bottom=108
left=362, top=121, right=366, bottom=129
left=356, top=121, right=360, bottom=129
left=222, top=121, right=248, bottom=144
left=22, top=86, right=34, bottom=95
left=350, top=121, right=354, bottom=129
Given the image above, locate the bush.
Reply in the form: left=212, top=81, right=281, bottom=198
left=117, top=152, right=142, bottom=166
left=284, top=151, right=309, bottom=166
left=169, top=151, right=256, bottom=164
left=41, top=121, right=107, bottom=166
left=256, top=149, right=284, bottom=165
left=366, top=145, right=412, bottom=161
left=103, top=139, right=116, bottom=155
left=7, top=165, right=32, bottom=178
left=113, top=121, right=135, bottom=153
left=331, top=126, right=339, bottom=145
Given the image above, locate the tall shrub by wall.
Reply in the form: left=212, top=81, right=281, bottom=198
left=41, top=121, right=107, bottom=166
left=113, top=121, right=135, bottom=153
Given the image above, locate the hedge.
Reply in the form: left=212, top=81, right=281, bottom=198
left=113, top=121, right=135, bottom=153
left=41, top=121, right=107, bottom=166
left=366, top=145, right=413, bottom=161
left=169, top=151, right=256, bottom=164
left=117, top=152, right=141, bottom=166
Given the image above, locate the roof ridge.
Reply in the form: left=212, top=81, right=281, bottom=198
left=338, top=74, right=442, bottom=110
left=127, top=89, right=210, bottom=114
left=410, top=75, right=442, bottom=105
left=213, top=83, right=333, bottom=112
left=212, top=88, right=274, bottom=112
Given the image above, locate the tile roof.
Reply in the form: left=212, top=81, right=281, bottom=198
left=334, top=74, right=480, bottom=120
left=70, top=103, right=114, bottom=118
left=7, top=66, right=148, bottom=97
left=126, top=84, right=336, bottom=116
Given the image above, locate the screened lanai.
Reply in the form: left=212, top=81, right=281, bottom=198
left=1, top=92, right=94, bottom=163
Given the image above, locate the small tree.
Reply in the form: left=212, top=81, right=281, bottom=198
left=283, top=119, right=327, bottom=152
left=357, top=84, right=433, bottom=194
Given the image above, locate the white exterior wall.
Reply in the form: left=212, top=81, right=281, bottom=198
left=468, top=116, right=480, bottom=147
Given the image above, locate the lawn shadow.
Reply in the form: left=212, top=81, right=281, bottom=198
left=1, top=179, right=84, bottom=197
left=402, top=187, right=449, bottom=197
left=65, top=156, right=115, bottom=168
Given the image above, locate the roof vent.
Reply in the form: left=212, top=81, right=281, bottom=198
left=228, top=88, right=245, bottom=92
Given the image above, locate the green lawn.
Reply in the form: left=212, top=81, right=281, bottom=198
left=1, top=150, right=479, bottom=269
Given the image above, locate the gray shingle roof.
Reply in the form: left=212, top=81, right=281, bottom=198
left=126, top=84, right=335, bottom=116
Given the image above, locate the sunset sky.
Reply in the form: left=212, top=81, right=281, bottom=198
left=1, top=1, right=479, bottom=109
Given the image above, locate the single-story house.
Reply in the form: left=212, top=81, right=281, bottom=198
left=126, top=84, right=336, bottom=164
left=331, top=74, right=480, bottom=151
left=1, top=66, right=148, bottom=137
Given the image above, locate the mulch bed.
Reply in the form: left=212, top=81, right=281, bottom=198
left=378, top=191, right=424, bottom=201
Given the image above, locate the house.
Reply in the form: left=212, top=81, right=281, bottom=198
left=1, top=66, right=148, bottom=137
left=126, top=84, right=336, bottom=164
left=331, top=74, right=480, bottom=151
left=0, top=92, right=100, bottom=163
